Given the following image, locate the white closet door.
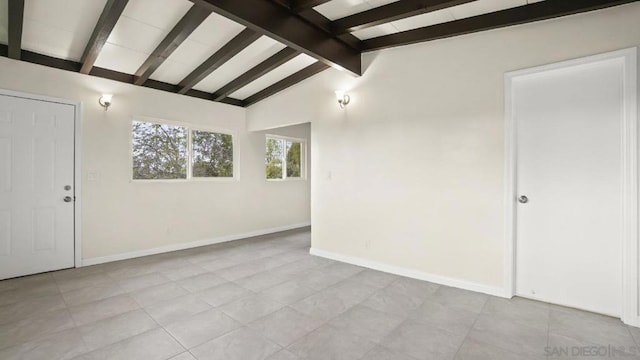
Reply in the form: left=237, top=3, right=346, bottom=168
left=0, top=94, right=75, bottom=280
left=514, top=58, right=624, bottom=316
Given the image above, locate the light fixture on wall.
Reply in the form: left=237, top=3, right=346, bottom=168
left=335, top=90, right=350, bottom=109
left=98, top=94, right=113, bottom=111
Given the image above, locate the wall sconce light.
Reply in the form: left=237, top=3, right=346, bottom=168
left=98, top=94, right=113, bottom=111
left=335, top=90, right=350, bottom=109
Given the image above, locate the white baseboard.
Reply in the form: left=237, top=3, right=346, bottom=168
left=309, top=247, right=507, bottom=298
left=624, top=315, right=640, bottom=328
left=81, top=222, right=311, bottom=267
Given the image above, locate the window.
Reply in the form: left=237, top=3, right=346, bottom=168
left=132, top=121, right=187, bottom=180
left=265, top=136, right=305, bottom=180
left=132, top=119, right=235, bottom=180
left=192, top=130, right=233, bottom=178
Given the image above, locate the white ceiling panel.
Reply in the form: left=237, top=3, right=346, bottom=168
left=122, top=0, right=191, bottom=30
left=390, top=8, right=455, bottom=31
left=92, top=0, right=192, bottom=73
left=315, top=0, right=398, bottom=20
left=193, top=36, right=286, bottom=93
left=449, top=0, right=526, bottom=20
left=149, top=40, right=214, bottom=84
left=150, top=12, right=245, bottom=84
left=314, top=0, right=372, bottom=20
left=351, top=23, right=398, bottom=40
left=105, top=16, right=167, bottom=54
left=148, top=58, right=187, bottom=84
left=93, top=43, right=149, bottom=74
left=24, top=0, right=107, bottom=33
left=347, top=0, right=543, bottom=40
left=21, top=19, right=87, bottom=61
left=230, top=54, right=318, bottom=100
left=187, top=12, right=244, bottom=47
left=0, top=0, right=8, bottom=44
left=19, top=0, right=106, bottom=60
left=150, top=38, right=231, bottom=84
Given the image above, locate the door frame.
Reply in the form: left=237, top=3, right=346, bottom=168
left=503, top=48, right=638, bottom=325
left=0, top=88, right=83, bottom=269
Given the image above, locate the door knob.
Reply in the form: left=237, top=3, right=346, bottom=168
left=518, top=195, right=528, bottom=204
left=63, top=196, right=73, bottom=203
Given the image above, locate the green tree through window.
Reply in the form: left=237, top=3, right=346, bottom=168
left=192, top=130, right=233, bottom=177
left=286, top=141, right=301, bottom=177
left=265, top=138, right=283, bottom=179
left=132, top=120, right=235, bottom=180
left=132, top=121, right=187, bottom=179
left=265, top=137, right=304, bottom=180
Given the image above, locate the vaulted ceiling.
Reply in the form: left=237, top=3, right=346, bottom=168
left=0, top=0, right=636, bottom=107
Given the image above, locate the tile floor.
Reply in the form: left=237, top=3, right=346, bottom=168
left=0, top=228, right=639, bottom=360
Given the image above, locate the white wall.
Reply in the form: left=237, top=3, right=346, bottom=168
left=247, top=3, right=640, bottom=294
left=0, top=57, right=311, bottom=262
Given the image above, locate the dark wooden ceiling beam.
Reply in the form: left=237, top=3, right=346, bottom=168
left=298, top=10, right=363, bottom=50
left=177, top=28, right=261, bottom=94
left=79, top=0, right=129, bottom=74
left=333, top=0, right=474, bottom=34
left=134, top=6, right=212, bottom=85
left=290, top=0, right=332, bottom=12
left=7, top=0, right=25, bottom=60
left=269, top=0, right=362, bottom=50
left=212, top=47, right=300, bottom=101
left=0, top=44, right=245, bottom=107
left=362, top=0, right=639, bottom=51
left=271, top=0, right=290, bottom=8
left=189, top=0, right=361, bottom=76
left=243, top=61, right=330, bottom=106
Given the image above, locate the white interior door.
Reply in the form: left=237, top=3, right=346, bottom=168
left=0, top=94, right=75, bottom=280
left=514, top=58, right=624, bottom=316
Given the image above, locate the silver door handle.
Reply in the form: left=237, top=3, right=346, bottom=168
left=518, top=195, right=528, bottom=204
left=64, top=196, right=73, bottom=203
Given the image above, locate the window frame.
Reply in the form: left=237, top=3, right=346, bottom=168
left=265, top=134, right=307, bottom=182
left=130, top=116, right=239, bottom=183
